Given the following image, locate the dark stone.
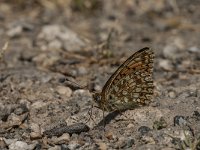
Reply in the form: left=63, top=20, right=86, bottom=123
left=34, top=143, right=42, bottom=150
left=153, top=117, right=167, bottom=130
left=174, top=116, right=187, bottom=126
left=58, top=77, right=66, bottom=83
left=61, top=144, right=70, bottom=150
left=193, top=111, right=200, bottom=121
left=138, top=126, right=151, bottom=135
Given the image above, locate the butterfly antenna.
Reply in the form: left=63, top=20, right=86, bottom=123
left=0, top=42, right=9, bottom=61
left=64, top=77, right=87, bottom=90
left=105, top=28, right=114, bottom=50
left=64, top=77, right=99, bottom=94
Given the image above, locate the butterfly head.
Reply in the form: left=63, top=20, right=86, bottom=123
left=92, top=92, right=102, bottom=105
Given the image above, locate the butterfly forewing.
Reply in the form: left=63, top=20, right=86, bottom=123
left=100, top=47, right=154, bottom=111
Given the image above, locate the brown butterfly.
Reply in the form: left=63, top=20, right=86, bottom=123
left=93, top=47, right=154, bottom=112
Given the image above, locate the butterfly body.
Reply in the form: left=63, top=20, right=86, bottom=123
left=93, top=47, right=154, bottom=112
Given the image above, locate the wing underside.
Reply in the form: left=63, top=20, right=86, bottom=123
left=101, top=47, right=154, bottom=111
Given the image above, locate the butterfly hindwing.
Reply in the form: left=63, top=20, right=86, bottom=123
left=101, top=47, right=154, bottom=111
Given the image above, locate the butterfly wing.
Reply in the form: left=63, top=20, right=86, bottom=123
left=100, top=47, right=154, bottom=111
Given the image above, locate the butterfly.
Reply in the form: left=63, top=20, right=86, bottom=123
left=92, top=47, right=154, bottom=112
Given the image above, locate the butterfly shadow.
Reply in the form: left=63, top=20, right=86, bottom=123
left=93, top=110, right=126, bottom=129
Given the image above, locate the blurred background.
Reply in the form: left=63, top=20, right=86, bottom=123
left=1, top=0, right=199, bottom=86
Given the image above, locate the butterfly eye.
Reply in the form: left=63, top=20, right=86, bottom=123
left=93, top=93, right=101, bottom=104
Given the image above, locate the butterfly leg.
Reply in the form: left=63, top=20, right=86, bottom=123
left=103, top=107, right=105, bottom=130
left=85, top=104, right=96, bottom=124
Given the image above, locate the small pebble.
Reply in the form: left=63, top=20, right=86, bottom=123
left=14, top=104, right=29, bottom=115
left=188, top=46, right=199, bottom=52
left=61, top=144, right=69, bottom=150
left=126, top=138, right=135, bottom=148
left=7, top=25, right=23, bottom=37
left=163, top=45, right=178, bottom=59
left=34, top=143, right=42, bottom=150
left=51, top=133, right=70, bottom=145
left=0, top=138, right=7, bottom=149
left=97, top=142, right=107, bottom=150
left=193, top=111, right=200, bottom=121
left=30, top=123, right=42, bottom=140
left=37, top=25, right=85, bottom=51
left=127, top=123, right=134, bottom=128
left=168, top=90, right=177, bottom=98
left=105, top=131, right=113, bottom=140
left=73, top=89, right=90, bottom=97
left=7, top=113, right=22, bottom=127
left=187, top=89, right=197, bottom=97
left=117, top=137, right=126, bottom=149
left=163, top=39, right=185, bottom=59
left=30, top=132, right=42, bottom=140
left=138, top=126, right=151, bottom=135
left=3, top=138, right=17, bottom=145
left=153, top=117, right=167, bottom=130
left=9, top=141, right=35, bottom=150
left=48, top=39, right=62, bottom=49
left=56, top=86, right=72, bottom=97
left=58, top=77, right=66, bottom=83
left=67, top=141, right=80, bottom=150
left=77, top=66, right=88, bottom=76
left=48, top=145, right=60, bottom=150
left=174, top=116, right=187, bottom=126
left=159, top=59, right=174, bottom=71
left=31, top=101, right=47, bottom=109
